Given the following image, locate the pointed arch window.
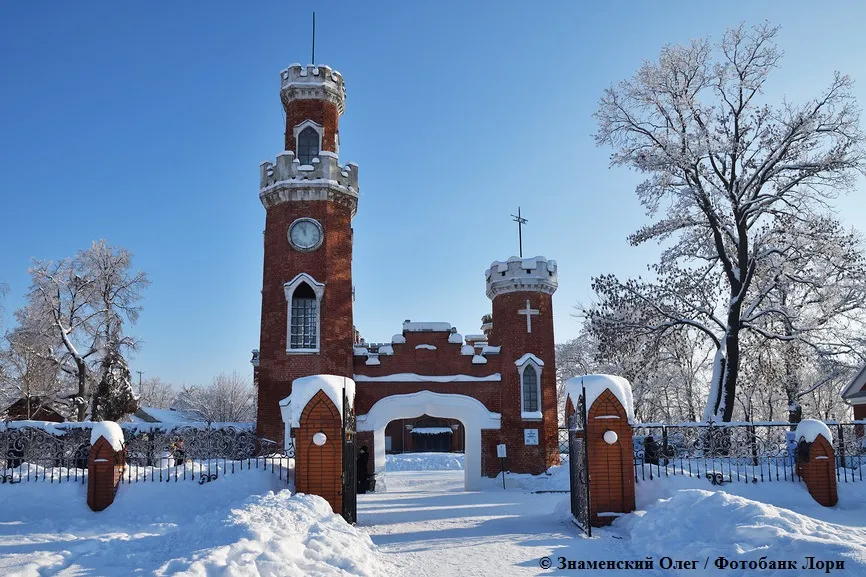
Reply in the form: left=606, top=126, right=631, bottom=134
left=515, top=353, right=544, bottom=420
left=297, top=126, right=320, bottom=165
left=284, top=273, right=325, bottom=354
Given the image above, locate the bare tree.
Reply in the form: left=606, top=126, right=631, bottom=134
left=138, top=377, right=176, bottom=410
left=0, top=327, right=65, bottom=417
left=17, top=240, right=150, bottom=420
left=174, top=372, right=255, bottom=423
left=593, top=22, right=866, bottom=421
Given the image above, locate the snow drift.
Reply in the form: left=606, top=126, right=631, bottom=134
left=0, top=468, right=387, bottom=576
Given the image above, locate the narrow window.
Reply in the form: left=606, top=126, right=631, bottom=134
left=522, top=365, right=539, bottom=413
left=297, top=126, right=320, bottom=165
left=290, top=282, right=318, bottom=349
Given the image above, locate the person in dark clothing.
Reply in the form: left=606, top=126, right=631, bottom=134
left=357, top=445, right=370, bottom=494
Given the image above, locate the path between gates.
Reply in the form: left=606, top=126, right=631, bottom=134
left=358, top=470, right=632, bottom=577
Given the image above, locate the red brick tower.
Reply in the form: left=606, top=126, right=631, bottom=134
left=485, top=257, right=559, bottom=474
left=254, top=64, right=358, bottom=443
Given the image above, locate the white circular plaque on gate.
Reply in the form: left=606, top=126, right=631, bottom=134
left=603, top=430, right=618, bottom=445
left=313, top=432, right=328, bottom=446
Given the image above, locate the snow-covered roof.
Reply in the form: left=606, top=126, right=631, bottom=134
left=795, top=419, right=833, bottom=444
left=448, top=332, right=464, bottom=344
left=135, top=407, right=203, bottom=424
left=353, top=373, right=501, bottom=383
left=280, top=375, right=356, bottom=428
left=471, top=355, right=488, bottom=365
left=460, top=345, right=474, bottom=356
left=353, top=346, right=368, bottom=356
left=840, top=364, right=866, bottom=400
left=482, top=346, right=501, bottom=355
left=564, top=374, right=635, bottom=424
left=464, top=334, right=486, bottom=341
left=410, top=427, right=453, bottom=435
left=402, top=321, right=452, bottom=332
left=91, top=421, right=124, bottom=451
left=378, top=345, right=394, bottom=356
left=391, top=334, right=407, bottom=344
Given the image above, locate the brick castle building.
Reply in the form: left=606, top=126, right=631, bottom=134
left=253, top=63, right=560, bottom=487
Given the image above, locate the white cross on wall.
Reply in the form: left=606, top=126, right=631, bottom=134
left=518, top=299, right=540, bottom=333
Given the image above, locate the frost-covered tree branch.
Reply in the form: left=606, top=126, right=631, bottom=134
left=592, top=22, right=866, bottom=421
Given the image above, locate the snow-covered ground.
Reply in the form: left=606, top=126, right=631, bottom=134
left=0, top=468, right=387, bottom=576
left=385, top=452, right=465, bottom=471
left=2, top=453, right=865, bottom=576
left=361, top=456, right=866, bottom=577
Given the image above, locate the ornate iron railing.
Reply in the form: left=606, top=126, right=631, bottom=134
left=558, top=427, right=570, bottom=464
left=633, top=421, right=866, bottom=484
left=0, top=421, right=294, bottom=485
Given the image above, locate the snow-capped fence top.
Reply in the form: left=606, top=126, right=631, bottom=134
left=565, top=374, right=635, bottom=423
left=280, top=374, right=355, bottom=428
left=90, top=421, right=124, bottom=451
left=795, top=419, right=833, bottom=444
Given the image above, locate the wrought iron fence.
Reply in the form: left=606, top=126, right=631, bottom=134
left=0, top=422, right=294, bottom=485
left=633, top=421, right=866, bottom=484
left=558, top=427, right=570, bottom=464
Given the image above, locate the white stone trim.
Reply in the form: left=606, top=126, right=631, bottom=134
left=283, top=273, right=325, bottom=354
left=517, top=358, right=543, bottom=419
left=356, top=390, right=500, bottom=491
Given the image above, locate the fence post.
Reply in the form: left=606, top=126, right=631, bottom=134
left=836, top=423, right=845, bottom=481
left=87, top=422, right=126, bottom=512
left=795, top=420, right=838, bottom=507
left=661, top=426, right=669, bottom=470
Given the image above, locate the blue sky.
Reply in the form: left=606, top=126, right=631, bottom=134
left=2, top=1, right=866, bottom=387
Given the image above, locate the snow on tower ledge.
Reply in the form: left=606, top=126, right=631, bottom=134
left=279, top=64, right=346, bottom=114
left=280, top=375, right=356, bottom=428
left=259, top=151, right=359, bottom=212
left=795, top=419, right=833, bottom=444
left=90, top=421, right=124, bottom=451
left=485, top=256, right=558, bottom=299
left=564, top=374, right=635, bottom=424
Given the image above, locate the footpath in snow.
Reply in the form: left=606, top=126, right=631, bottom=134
left=363, top=454, right=866, bottom=577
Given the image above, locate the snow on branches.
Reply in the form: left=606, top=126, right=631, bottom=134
left=590, top=22, right=866, bottom=422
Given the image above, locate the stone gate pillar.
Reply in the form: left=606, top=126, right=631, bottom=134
left=795, top=419, right=838, bottom=507
left=566, top=375, right=636, bottom=527
left=282, top=375, right=354, bottom=516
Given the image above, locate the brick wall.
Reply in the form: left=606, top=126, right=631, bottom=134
left=489, top=291, right=559, bottom=474
left=797, top=435, right=838, bottom=507
left=87, top=437, right=125, bottom=512
left=284, top=100, right=339, bottom=153
left=585, top=389, right=635, bottom=527
left=854, top=404, right=866, bottom=421
left=256, top=198, right=354, bottom=443
left=295, top=390, right=343, bottom=514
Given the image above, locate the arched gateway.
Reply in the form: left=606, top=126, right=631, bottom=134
left=357, top=391, right=501, bottom=490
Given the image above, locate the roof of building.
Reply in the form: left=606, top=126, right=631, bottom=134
left=840, top=364, right=866, bottom=400
left=130, top=407, right=204, bottom=424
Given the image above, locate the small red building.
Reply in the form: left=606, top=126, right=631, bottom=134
left=841, top=365, right=866, bottom=421
left=3, top=397, right=65, bottom=422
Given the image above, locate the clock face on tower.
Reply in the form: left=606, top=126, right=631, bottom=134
left=288, top=218, right=324, bottom=251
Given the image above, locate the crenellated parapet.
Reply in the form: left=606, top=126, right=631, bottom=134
left=259, top=151, right=359, bottom=214
left=280, top=64, right=346, bottom=114
left=485, top=256, right=558, bottom=299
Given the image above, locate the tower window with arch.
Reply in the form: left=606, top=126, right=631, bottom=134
left=515, top=353, right=544, bottom=420
left=284, top=273, right=325, bottom=354
left=290, top=282, right=318, bottom=349
left=297, top=126, right=320, bottom=165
